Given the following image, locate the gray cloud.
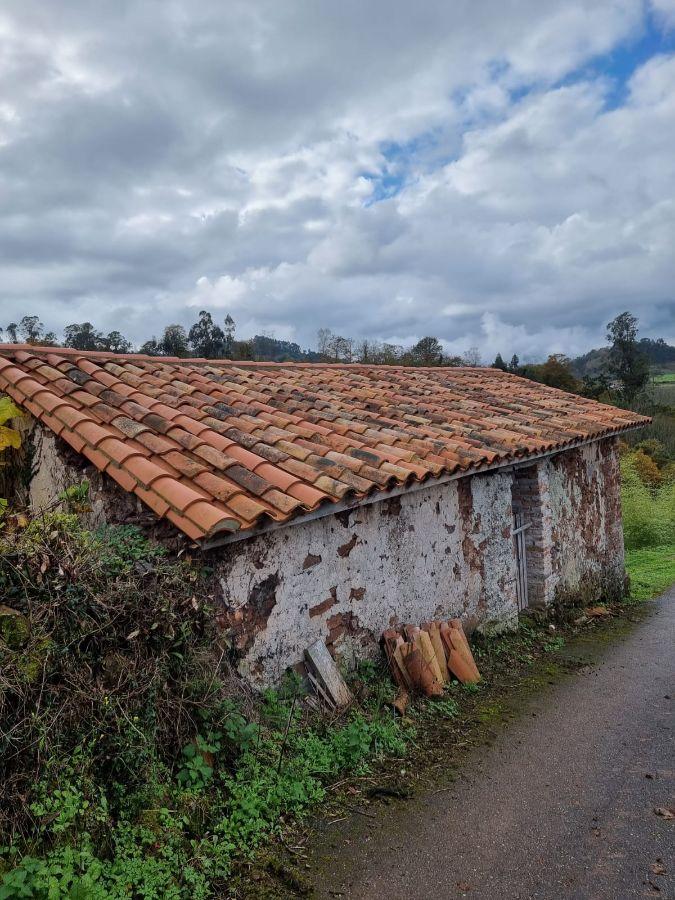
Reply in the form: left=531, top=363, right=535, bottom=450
left=0, top=0, right=673, bottom=359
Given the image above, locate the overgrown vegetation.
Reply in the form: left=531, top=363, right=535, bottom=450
left=2, top=494, right=669, bottom=897
left=620, top=435, right=674, bottom=605
left=620, top=440, right=675, bottom=551
left=624, top=547, right=675, bottom=602
left=0, top=515, right=405, bottom=897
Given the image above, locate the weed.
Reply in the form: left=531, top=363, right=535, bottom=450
left=543, top=635, right=565, bottom=653
left=428, top=696, right=459, bottom=719
left=58, top=479, right=90, bottom=512
left=0, top=515, right=411, bottom=897
left=177, top=735, right=219, bottom=789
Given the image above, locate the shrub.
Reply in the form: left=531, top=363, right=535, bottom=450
left=630, top=449, right=662, bottom=487
left=634, top=438, right=670, bottom=468
left=0, top=514, right=408, bottom=897
left=621, top=454, right=675, bottom=550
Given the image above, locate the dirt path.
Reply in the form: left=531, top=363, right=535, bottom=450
left=308, top=589, right=675, bottom=899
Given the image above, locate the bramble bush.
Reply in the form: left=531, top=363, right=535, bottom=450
left=0, top=513, right=406, bottom=898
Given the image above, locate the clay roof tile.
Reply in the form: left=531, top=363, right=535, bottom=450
left=0, top=346, right=649, bottom=544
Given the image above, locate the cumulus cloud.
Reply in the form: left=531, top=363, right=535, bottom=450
left=0, top=0, right=673, bottom=359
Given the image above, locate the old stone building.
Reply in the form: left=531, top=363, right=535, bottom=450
left=0, top=346, right=649, bottom=684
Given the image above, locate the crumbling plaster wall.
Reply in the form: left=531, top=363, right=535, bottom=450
left=22, top=420, right=145, bottom=530
left=515, top=437, right=625, bottom=608
left=542, top=436, right=625, bottom=604
left=15, top=419, right=627, bottom=686
left=213, top=470, right=519, bottom=685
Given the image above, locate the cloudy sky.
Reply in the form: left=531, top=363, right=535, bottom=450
left=1, top=0, right=674, bottom=360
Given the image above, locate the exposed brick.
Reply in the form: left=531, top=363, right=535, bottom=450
left=309, top=588, right=338, bottom=618
left=337, top=533, right=359, bottom=558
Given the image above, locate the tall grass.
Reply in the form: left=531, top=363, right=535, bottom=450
left=621, top=455, right=675, bottom=550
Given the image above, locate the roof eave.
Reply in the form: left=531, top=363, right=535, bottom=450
left=200, top=423, right=648, bottom=550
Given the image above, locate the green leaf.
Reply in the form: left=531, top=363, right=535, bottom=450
left=0, top=397, right=21, bottom=427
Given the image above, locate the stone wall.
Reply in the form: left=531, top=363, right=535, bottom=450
left=212, top=469, right=519, bottom=684
left=13, top=419, right=180, bottom=546
left=545, top=436, right=625, bottom=604
left=513, top=437, right=624, bottom=608
left=11, top=419, right=626, bottom=686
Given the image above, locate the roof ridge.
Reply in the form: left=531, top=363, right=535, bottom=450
left=0, top=344, right=501, bottom=372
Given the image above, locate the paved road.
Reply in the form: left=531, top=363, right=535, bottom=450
left=310, top=589, right=675, bottom=899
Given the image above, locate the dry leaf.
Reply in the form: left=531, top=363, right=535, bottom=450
left=585, top=605, right=610, bottom=618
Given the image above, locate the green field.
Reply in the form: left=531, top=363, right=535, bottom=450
left=625, top=546, right=675, bottom=601
left=652, top=381, right=675, bottom=409
left=652, top=372, right=675, bottom=384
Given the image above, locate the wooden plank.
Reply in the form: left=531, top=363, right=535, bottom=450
left=513, top=510, right=530, bottom=611
left=304, top=639, right=353, bottom=709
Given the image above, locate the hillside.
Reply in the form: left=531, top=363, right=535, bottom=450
left=572, top=338, right=675, bottom=378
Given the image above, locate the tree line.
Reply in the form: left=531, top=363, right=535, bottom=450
left=0, top=313, right=482, bottom=367
left=0, top=309, right=662, bottom=405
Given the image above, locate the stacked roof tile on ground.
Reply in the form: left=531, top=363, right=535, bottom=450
left=0, top=346, right=650, bottom=543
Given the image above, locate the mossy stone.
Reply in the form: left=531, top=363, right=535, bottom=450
left=18, top=638, right=52, bottom=683
left=0, top=605, right=30, bottom=649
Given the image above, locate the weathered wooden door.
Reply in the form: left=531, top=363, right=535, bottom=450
left=513, top=510, right=530, bottom=611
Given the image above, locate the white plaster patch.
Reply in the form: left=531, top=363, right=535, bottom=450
left=215, top=472, right=519, bottom=684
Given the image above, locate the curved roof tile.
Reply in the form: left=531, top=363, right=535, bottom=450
left=0, top=345, right=650, bottom=543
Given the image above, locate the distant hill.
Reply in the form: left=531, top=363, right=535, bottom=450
left=249, top=334, right=324, bottom=362
left=572, top=338, right=675, bottom=378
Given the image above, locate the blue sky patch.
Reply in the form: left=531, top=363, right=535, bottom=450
left=565, top=10, right=675, bottom=109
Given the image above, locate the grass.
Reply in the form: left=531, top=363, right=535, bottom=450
left=625, top=545, right=675, bottom=601
left=652, top=381, right=675, bottom=411
left=652, top=372, right=675, bottom=384
left=620, top=455, right=675, bottom=549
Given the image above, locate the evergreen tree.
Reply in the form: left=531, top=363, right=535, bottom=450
left=102, top=331, right=132, bottom=353
left=18, top=315, right=44, bottom=343
left=605, top=312, right=649, bottom=403
left=223, top=315, right=235, bottom=357
left=139, top=338, right=162, bottom=356
left=407, top=336, right=445, bottom=366
left=188, top=311, right=225, bottom=358
left=63, top=322, right=103, bottom=351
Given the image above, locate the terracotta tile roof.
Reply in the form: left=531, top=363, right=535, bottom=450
left=0, top=345, right=649, bottom=543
